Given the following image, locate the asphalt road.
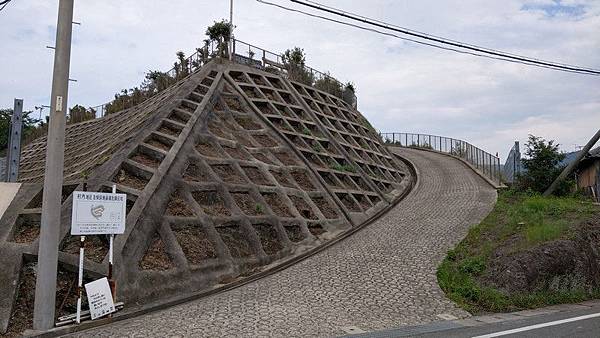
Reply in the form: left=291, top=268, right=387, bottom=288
left=345, top=302, right=600, bottom=338
left=426, top=308, right=600, bottom=338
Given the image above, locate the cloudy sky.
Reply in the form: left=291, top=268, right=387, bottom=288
left=1, top=0, right=599, bottom=159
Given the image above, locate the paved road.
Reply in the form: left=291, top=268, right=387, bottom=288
left=68, top=148, right=497, bottom=337
left=347, top=301, right=600, bottom=337
left=434, top=308, right=600, bottom=338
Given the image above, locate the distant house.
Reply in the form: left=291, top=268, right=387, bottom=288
left=575, top=148, right=600, bottom=201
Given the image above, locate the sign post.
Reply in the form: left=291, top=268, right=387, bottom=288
left=108, top=185, right=117, bottom=312
left=71, top=188, right=126, bottom=323
left=76, top=236, right=85, bottom=323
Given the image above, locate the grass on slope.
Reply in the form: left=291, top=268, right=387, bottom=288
left=437, top=190, right=600, bottom=314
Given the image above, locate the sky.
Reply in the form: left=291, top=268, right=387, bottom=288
left=1, top=0, right=599, bottom=160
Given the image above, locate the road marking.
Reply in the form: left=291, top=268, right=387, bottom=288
left=472, top=312, right=600, bottom=338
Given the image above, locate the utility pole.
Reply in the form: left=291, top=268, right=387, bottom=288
left=5, top=99, right=23, bottom=182
left=33, top=0, right=74, bottom=330
left=229, top=0, right=234, bottom=61
left=544, top=129, right=600, bottom=196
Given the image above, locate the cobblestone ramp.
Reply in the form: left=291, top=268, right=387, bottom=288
left=69, top=148, right=497, bottom=338
left=0, top=60, right=412, bottom=334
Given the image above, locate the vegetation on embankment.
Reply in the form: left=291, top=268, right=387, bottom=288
left=437, top=189, right=600, bottom=314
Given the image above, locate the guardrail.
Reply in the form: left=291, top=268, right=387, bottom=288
left=381, top=132, right=502, bottom=185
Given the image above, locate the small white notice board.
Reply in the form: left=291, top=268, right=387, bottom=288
left=84, top=277, right=116, bottom=320
left=71, top=191, right=126, bottom=235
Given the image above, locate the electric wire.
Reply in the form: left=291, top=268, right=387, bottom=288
left=288, top=0, right=600, bottom=75
left=256, top=0, right=598, bottom=76
left=0, top=0, right=12, bottom=12
left=301, top=0, right=591, bottom=70
left=256, top=0, right=600, bottom=76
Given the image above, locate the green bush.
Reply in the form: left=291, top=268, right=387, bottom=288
left=0, top=108, right=41, bottom=154
left=516, top=135, right=573, bottom=195
left=282, top=47, right=314, bottom=86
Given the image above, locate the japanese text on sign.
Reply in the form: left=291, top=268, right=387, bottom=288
left=71, top=191, right=126, bottom=235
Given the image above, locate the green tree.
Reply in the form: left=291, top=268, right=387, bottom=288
left=344, top=82, right=355, bottom=93
left=205, top=20, right=232, bottom=58
left=314, top=72, right=343, bottom=97
left=282, top=47, right=313, bottom=85
left=175, top=51, right=189, bottom=79
left=67, top=105, right=96, bottom=124
left=1, top=108, right=41, bottom=154
left=144, top=70, right=173, bottom=94
left=517, top=135, right=571, bottom=195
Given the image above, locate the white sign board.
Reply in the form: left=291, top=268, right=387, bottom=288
left=71, top=191, right=126, bottom=235
left=84, top=277, right=116, bottom=320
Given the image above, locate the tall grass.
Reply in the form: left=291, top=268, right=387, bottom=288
left=437, top=190, right=598, bottom=313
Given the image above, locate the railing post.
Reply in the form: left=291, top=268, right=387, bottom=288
left=232, top=38, right=236, bottom=60
left=466, top=144, right=470, bottom=163
left=498, top=158, right=501, bottom=183
left=484, top=154, right=488, bottom=176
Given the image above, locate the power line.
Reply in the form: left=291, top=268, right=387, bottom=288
left=258, top=0, right=600, bottom=76
left=301, top=0, right=588, bottom=70
left=256, top=0, right=600, bottom=75
left=0, top=0, right=12, bottom=12
left=290, top=0, right=600, bottom=75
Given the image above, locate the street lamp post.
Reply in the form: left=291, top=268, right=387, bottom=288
left=33, top=0, right=75, bottom=330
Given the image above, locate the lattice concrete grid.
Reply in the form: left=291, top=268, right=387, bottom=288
left=0, top=59, right=414, bottom=334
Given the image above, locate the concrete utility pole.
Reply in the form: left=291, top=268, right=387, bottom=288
left=544, top=129, right=600, bottom=196
left=33, top=0, right=74, bottom=330
left=5, top=99, right=23, bottom=182
left=230, top=0, right=233, bottom=26
left=229, top=0, right=234, bottom=61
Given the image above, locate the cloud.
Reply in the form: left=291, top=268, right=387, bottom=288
left=1, top=0, right=598, bottom=160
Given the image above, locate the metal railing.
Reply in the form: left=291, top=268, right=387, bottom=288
left=380, top=132, right=502, bottom=185
left=90, top=40, right=221, bottom=118
left=90, top=38, right=356, bottom=118
left=232, top=39, right=357, bottom=107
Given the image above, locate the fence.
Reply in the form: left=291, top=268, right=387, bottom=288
left=380, top=132, right=502, bottom=185
left=232, top=39, right=357, bottom=107
left=90, top=38, right=356, bottom=118
left=503, top=141, right=522, bottom=184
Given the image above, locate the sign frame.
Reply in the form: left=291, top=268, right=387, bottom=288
left=71, top=191, right=126, bottom=235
